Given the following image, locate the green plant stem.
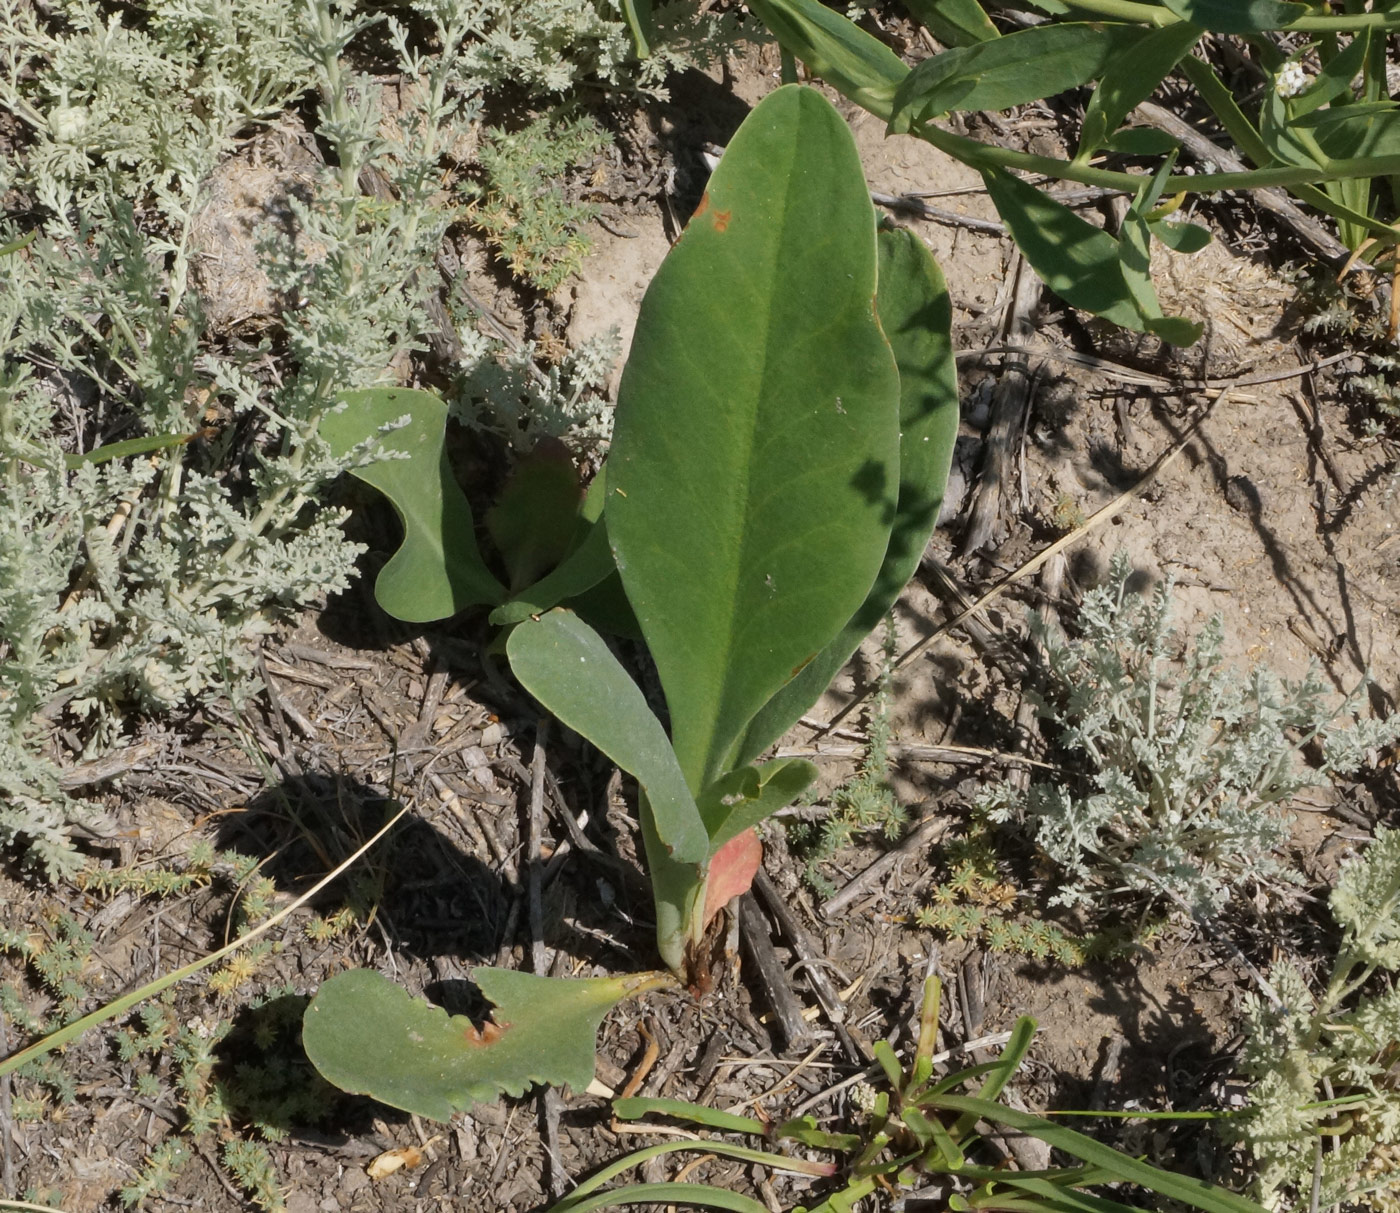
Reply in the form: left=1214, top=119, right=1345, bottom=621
left=1054, top=0, right=1400, bottom=29
left=915, top=119, right=1400, bottom=198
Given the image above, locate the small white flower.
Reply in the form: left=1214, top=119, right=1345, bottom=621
left=1276, top=61, right=1310, bottom=99
left=850, top=1081, right=879, bottom=1115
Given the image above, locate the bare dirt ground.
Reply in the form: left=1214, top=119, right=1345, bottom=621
left=6, top=33, right=1400, bottom=1213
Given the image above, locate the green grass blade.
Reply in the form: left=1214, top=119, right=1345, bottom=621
left=927, top=1094, right=1268, bottom=1213
left=613, top=1097, right=766, bottom=1136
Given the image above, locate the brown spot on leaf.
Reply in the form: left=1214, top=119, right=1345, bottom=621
left=713, top=209, right=732, bottom=233
left=790, top=653, right=816, bottom=679
left=694, top=191, right=710, bottom=218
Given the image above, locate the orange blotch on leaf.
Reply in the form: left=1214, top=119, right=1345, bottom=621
left=713, top=210, right=732, bottom=233
left=463, top=1019, right=508, bottom=1047
left=694, top=191, right=710, bottom=218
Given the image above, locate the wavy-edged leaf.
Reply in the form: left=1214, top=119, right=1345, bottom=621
left=981, top=167, right=1200, bottom=345
left=607, top=85, right=901, bottom=792
left=900, top=0, right=998, bottom=46
left=321, top=387, right=503, bottom=621
left=303, top=967, right=666, bottom=1121
left=506, top=610, right=707, bottom=867
left=890, top=24, right=1144, bottom=131
left=736, top=226, right=957, bottom=766
left=1159, top=0, right=1306, bottom=33
left=745, top=0, right=909, bottom=119
left=1077, top=22, right=1202, bottom=160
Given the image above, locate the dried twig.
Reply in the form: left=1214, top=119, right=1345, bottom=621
left=822, top=814, right=956, bottom=918
left=0, top=1010, right=12, bottom=1200
left=739, top=895, right=813, bottom=1050
left=962, top=255, right=1042, bottom=555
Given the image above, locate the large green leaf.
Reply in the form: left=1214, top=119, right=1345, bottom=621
left=606, top=85, right=901, bottom=792
left=745, top=0, right=909, bottom=120
left=303, top=967, right=665, bottom=1121
left=900, top=0, right=999, bottom=46
left=981, top=167, right=1201, bottom=345
left=1077, top=22, right=1202, bottom=160
left=320, top=387, right=503, bottom=621
left=736, top=226, right=958, bottom=766
left=890, top=24, right=1145, bottom=131
left=1159, top=0, right=1306, bottom=33
left=506, top=609, right=708, bottom=868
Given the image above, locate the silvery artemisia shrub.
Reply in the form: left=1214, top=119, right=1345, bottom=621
left=982, top=552, right=1400, bottom=920
left=1236, top=828, right=1400, bottom=1211
left=0, top=0, right=733, bottom=878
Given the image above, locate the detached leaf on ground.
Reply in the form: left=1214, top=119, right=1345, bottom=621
left=303, top=967, right=669, bottom=1121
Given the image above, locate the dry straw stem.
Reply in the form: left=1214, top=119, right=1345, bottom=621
left=0, top=803, right=410, bottom=1078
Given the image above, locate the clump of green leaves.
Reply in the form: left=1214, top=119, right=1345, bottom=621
left=549, top=976, right=1267, bottom=1213
left=0, top=910, right=97, bottom=1032
left=221, top=1141, right=284, bottom=1212
left=464, top=113, right=611, bottom=292
left=120, top=1140, right=191, bottom=1209
left=1236, top=827, right=1400, bottom=1212
left=983, top=554, right=1400, bottom=919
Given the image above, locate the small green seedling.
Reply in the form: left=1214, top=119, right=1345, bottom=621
left=301, top=83, right=958, bottom=1117
left=547, top=976, right=1270, bottom=1213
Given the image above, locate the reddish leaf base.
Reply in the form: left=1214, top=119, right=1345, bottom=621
left=702, top=829, right=762, bottom=930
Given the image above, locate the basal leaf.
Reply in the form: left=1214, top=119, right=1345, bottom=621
left=698, top=757, right=819, bottom=850
left=491, top=470, right=620, bottom=626
left=701, top=828, right=763, bottom=928
left=890, top=23, right=1144, bottom=132
left=607, top=85, right=901, bottom=792
left=900, top=0, right=999, bottom=46
left=736, top=226, right=957, bottom=765
left=321, top=387, right=503, bottom=621
left=488, top=520, right=616, bottom=626
left=485, top=438, right=585, bottom=593
left=745, top=0, right=909, bottom=119
left=1159, top=0, right=1306, bottom=33
left=1077, top=22, right=1202, bottom=159
left=981, top=168, right=1200, bottom=345
left=303, top=967, right=664, bottom=1121
left=506, top=610, right=708, bottom=867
